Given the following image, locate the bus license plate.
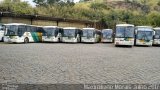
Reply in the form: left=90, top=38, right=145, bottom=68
left=140, top=40, right=144, bottom=42
left=10, top=36, right=15, bottom=39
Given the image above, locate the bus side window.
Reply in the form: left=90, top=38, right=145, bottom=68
left=18, top=25, right=26, bottom=37
left=26, top=26, right=31, bottom=32
left=37, top=27, right=44, bottom=33
left=60, top=28, right=64, bottom=36
left=32, top=27, right=37, bottom=32
left=55, top=28, right=59, bottom=37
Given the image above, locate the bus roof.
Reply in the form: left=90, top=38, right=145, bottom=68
left=116, top=24, right=134, bottom=27
left=136, top=26, right=152, bottom=28
left=136, top=26, right=153, bottom=31
left=102, top=29, right=112, bottom=31
left=27, top=25, right=38, bottom=27
left=42, top=26, right=58, bottom=28
left=4, top=23, right=27, bottom=26
left=63, top=27, right=78, bottom=29
left=82, top=28, right=95, bottom=30
left=153, top=27, right=160, bottom=30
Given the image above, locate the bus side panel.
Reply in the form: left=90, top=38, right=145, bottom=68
left=0, top=31, right=4, bottom=41
left=31, top=32, right=39, bottom=42
left=37, top=32, right=42, bottom=42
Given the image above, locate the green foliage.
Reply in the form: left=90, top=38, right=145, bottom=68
left=33, top=0, right=45, bottom=6
left=0, top=0, right=34, bottom=14
left=33, top=0, right=61, bottom=6
left=1, top=0, right=160, bottom=28
left=157, top=1, right=160, bottom=6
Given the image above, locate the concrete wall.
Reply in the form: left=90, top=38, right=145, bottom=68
left=58, top=22, right=86, bottom=28
left=1, top=17, right=31, bottom=24
left=32, top=20, right=57, bottom=26
left=0, top=17, right=89, bottom=28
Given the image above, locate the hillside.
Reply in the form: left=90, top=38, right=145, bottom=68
left=0, top=0, right=160, bottom=28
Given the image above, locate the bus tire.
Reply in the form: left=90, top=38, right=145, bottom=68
left=58, top=38, right=61, bottom=42
left=1, top=37, right=4, bottom=42
left=24, top=37, right=29, bottom=43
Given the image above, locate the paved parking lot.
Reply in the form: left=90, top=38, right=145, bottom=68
left=0, top=42, right=160, bottom=84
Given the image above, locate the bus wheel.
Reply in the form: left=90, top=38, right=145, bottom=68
left=2, top=37, right=4, bottom=42
left=58, top=38, right=61, bottom=42
left=24, top=38, right=29, bottom=43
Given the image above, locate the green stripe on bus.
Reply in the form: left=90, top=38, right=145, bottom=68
left=31, top=32, right=39, bottom=42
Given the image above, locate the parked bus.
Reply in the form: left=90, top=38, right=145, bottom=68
left=4, top=23, right=43, bottom=43
left=101, top=29, right=113, bottom=43
left=0, top=23, right=5, bottom=41
left=61, top=27, right=81, bottom=43
left=135, top=26, right=154, bottom=46
left=153, top=28, right=160, bottom=45
left=81, top=28, right=101, bottom=43
left=115, top=24, right=135, bottom=46
left=42, top=26, right=62, bottom=42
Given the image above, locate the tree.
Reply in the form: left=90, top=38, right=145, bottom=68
left=157, top=1, right=160, bottom=6
left=47, top=0, right=60, bottom=4
left=33, top=0, right=46, bottom=6
left=33, top=0, right=60, bottom=6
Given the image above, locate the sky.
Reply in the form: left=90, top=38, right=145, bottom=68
left=22, top=0, right=36, bottom=6
left=0, top=0, right=80, bottom=7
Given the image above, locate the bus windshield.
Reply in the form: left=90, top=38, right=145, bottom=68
left=82, top=30, right=95, bottom=38
left=6, top=25, right=18, bottom=36
left=63, top=29, right=76, bottom=37
left=0, top=25, right=5, bottom=31
left=137, top=31, right=153, bottom=40
left=102, top=30, right=112, bottom=39
left=155, top=30, right=160, bottom=39
left=43, top=28, right=57, bottom=36
left=116, top=26, right=134, bottom=38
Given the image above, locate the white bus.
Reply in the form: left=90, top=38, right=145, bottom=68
left=135, top=26, right=154, bottom=46
left=4, top=23, right=43, bottom=43
left=115, top=24, right=135, bottom=46
left=0, top=24, right=5, bottom=41
left=81, top=28, right=101, bottom=43
left=153, top=28, right=160, bottom=45
left=101, top=29, right=113, bottom=43
left=61, top=27, right=81, bottom=43
left=42, top=26, right=62, bottom=42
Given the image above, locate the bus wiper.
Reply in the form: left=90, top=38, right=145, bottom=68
left=144, top=32, right=150, bottom=42
left=124, top=30, right=132, bottom=38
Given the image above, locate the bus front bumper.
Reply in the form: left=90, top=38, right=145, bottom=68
left=62, top=38, right=78, bottom=43
left=114, top=38, right=134, bottom=46
left=153, top=39, right=160, bottom=45
left=42, top=37, right=59, bottom=42
left=102, top=39, right=113, bottom=43
left=115, top=41, right=134, bottom=46
left=4, top=36, right=24, bottom=43
left=81, top=38, right=95, bottom=43
left=135, top=40, right=153, bottom=46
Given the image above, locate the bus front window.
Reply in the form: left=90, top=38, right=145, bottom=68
left=102, top=30, right=112, bottom=39
left=116, top=26, right=134, bottom=38
left=155, top=30, right=160, bottom=39
left=17, top=25, right=26, bottom=37
left=43, top=28, right=57, bottom=37
left=63, top=29, right=76, bottom=37
left=0, top=25, right=4, bottom=31
left=137, top=31, right=153, bottom=40
left=125, top=27, right=134, bottom=38
left=116, top=27, right=125, bottom=38
left=6, top=25, right=18, bottom=36
left=83, top=30, right=94, bottom=38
